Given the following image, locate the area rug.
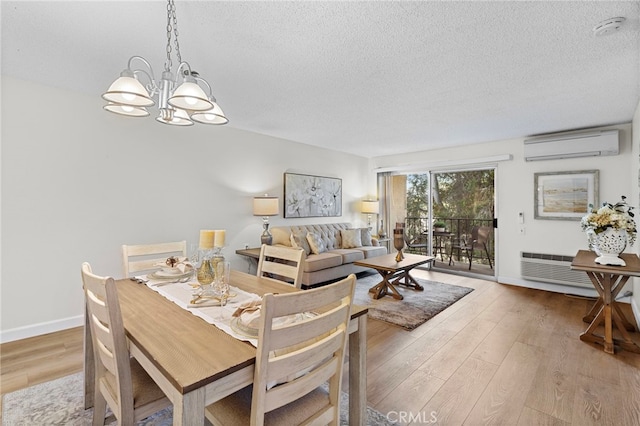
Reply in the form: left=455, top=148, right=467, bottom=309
left=354, top=273, right=474, bottom=330
left=2, top=372, right=395, bottom=426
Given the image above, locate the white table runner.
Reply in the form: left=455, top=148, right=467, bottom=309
left=141, top=276, right=262, bottom=347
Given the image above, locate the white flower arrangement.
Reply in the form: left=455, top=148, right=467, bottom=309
left=580, top=195, right=637, bottom=246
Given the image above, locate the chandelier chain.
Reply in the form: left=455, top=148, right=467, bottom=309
left=171, top=0, right=182, bottom=65
left=164, top=1, right=173, bottom=72
left=164, top=0, right=183, bottom=73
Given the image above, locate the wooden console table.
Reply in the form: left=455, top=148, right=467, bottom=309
left=236, top=247, right=261, bottom=274
left=570, top=250, right=640, bottom=354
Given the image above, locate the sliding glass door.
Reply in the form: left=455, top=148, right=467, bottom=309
left=429, top=168, right=495, bottom=277
left=383, top=167, right=496, bottom=278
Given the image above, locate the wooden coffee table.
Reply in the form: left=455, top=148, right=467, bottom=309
left=355, top=253, right=435, bottom=300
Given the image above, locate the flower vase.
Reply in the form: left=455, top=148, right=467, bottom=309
left=393, top=228, right=405, bottom=262
left=196, top=256, right=215, bottom=295
left=378, top=220, right=387, bottom=238
left=593, top=228, right=627, bottom=266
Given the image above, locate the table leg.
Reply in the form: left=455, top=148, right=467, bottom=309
left=580, top=272, right=640, bottom=354
left=368, top=270, right=403, bottom=300
left=582, top=298, right=603, bottom=324
left=174, top=387, right=205, bottom=426
left=349, top=314, right=367, bottom=426
left=392, top=270, right=424, bottom=291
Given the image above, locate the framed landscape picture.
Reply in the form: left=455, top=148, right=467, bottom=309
left=534, top=170, right=598, bottom=220
left=284, top=173, right=342, bottom=218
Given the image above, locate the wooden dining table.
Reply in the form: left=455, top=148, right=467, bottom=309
left=84, top=269, right=368, bottom=425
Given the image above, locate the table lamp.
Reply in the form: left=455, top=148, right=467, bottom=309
left=253, top=195, right=279, bottom=245
left=361, top=200, right=379, bottom=230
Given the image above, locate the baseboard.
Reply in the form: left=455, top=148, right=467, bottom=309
left=0, top=315, right=84, bottom=344
left=498, top=276, right=599, bottom=299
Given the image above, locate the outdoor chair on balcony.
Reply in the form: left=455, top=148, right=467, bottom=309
left=404, top=233, right=428, bottom=255
left=449, top=226, right=493, bottom=270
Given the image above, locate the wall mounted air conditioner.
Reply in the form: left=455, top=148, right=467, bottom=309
left=524, top=130, right=619, bottom=161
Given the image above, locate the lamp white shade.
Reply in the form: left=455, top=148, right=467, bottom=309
left=103, top=103, right=150, bottom=117
left=190, top=102, right=229, bottom=125
left=361, top=200, right=379, bottom=214
left=102, top=76, right=154, bottom=107
left=155, top=107, right=194, bottom=126
left=253, top=196, right=279, bottom=216
left=168, top=81, right=213, bottom=111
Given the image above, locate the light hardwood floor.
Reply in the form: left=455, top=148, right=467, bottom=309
left=2, top=270, right=639, bottom=425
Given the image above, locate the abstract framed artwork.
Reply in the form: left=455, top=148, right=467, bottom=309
left=534, top=170, right=599, bottom=220
left=284, top=173, right=342, bottom=218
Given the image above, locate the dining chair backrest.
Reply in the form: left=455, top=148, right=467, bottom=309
left=121, top=240, right=187, bottom=277
left=475, top=226, right=492, bottom=245
left=256, top=244, right=305, bottom=289
left=81, top=262, right=169, bottom=424
left=205, top=273, right=357, bottom=426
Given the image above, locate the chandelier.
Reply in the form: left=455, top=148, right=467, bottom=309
left=102, top=0, right=228, bottom=126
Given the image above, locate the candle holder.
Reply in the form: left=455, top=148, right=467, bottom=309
left=393, top=228, right=405, bottom=262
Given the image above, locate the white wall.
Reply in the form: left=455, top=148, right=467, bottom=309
left=631, top=99, right=640, bottom=322
left=3, top=76, right=637, bottom=342
left=0, top=77, right=372, bottom=342
left=372, top=122, right=636, bottom=297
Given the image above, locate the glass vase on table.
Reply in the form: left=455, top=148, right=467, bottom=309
left=195, top=249, right=215, bottom=298
left=214, top=261, right=231, bottom=306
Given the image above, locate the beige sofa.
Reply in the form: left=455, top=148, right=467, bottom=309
left=270, top=223, right=387, bottom=287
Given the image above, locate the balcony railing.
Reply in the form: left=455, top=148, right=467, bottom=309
left=403, top=216, right=494, bottom=266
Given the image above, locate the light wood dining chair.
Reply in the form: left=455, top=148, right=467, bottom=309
left=121, top=240, right=187, bottom=277
left=256, top=244, right=306, bottom=289
left=81, top=262, right=170, bottom=425
left=205, top=273, right=356, bottom=426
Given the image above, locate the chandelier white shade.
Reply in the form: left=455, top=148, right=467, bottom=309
left=103, top=102, right=150, bottom=117
left=101, top=0, right=227, bottom=127
left=167, top=80, right=213, bottom=111
left=102, top=73, right=154, bottom=107
left=191, top=102, right=229, bottom=125
left=156, top=106, right=193, bottom=126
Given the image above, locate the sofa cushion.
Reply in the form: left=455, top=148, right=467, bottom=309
left=271, top=227, right=293, bottom=246
left=303, top=252, right=343, bottom=272
left=306, top=232, right=326, bottom=254
left=330, top=249, right=365, bottom=264
left=359, top=246, right=387, bottom=258
left=290, top=231, right=311, bottom=255
left=360, top=228, right=373, bottom=246
left=340, top=229, right=362, bottom=248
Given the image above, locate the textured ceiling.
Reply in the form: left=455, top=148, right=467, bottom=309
left=2, top=1, right=639, bottom=158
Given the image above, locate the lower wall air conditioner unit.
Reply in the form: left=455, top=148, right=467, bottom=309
left=524, top=130, right=619, bottom=161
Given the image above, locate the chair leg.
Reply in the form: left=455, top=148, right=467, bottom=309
left=467, top=249, right=473, bottom=270
left=92, top=389, right=107, bottom=426
left=484, top=244, right=493, bottom=269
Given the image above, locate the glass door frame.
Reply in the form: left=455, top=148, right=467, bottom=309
left=425, top=166, right=497, bottom=279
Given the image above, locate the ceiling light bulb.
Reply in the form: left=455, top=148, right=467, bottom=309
left=103, top=103, right=149, bottom=117
left=156, top=107, right=194, bottom=126
left=168, top=81, right=213, bottom=111
left=191, top=102, right=229, bottom=125
left=102, top=76, right=154, bottom=107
